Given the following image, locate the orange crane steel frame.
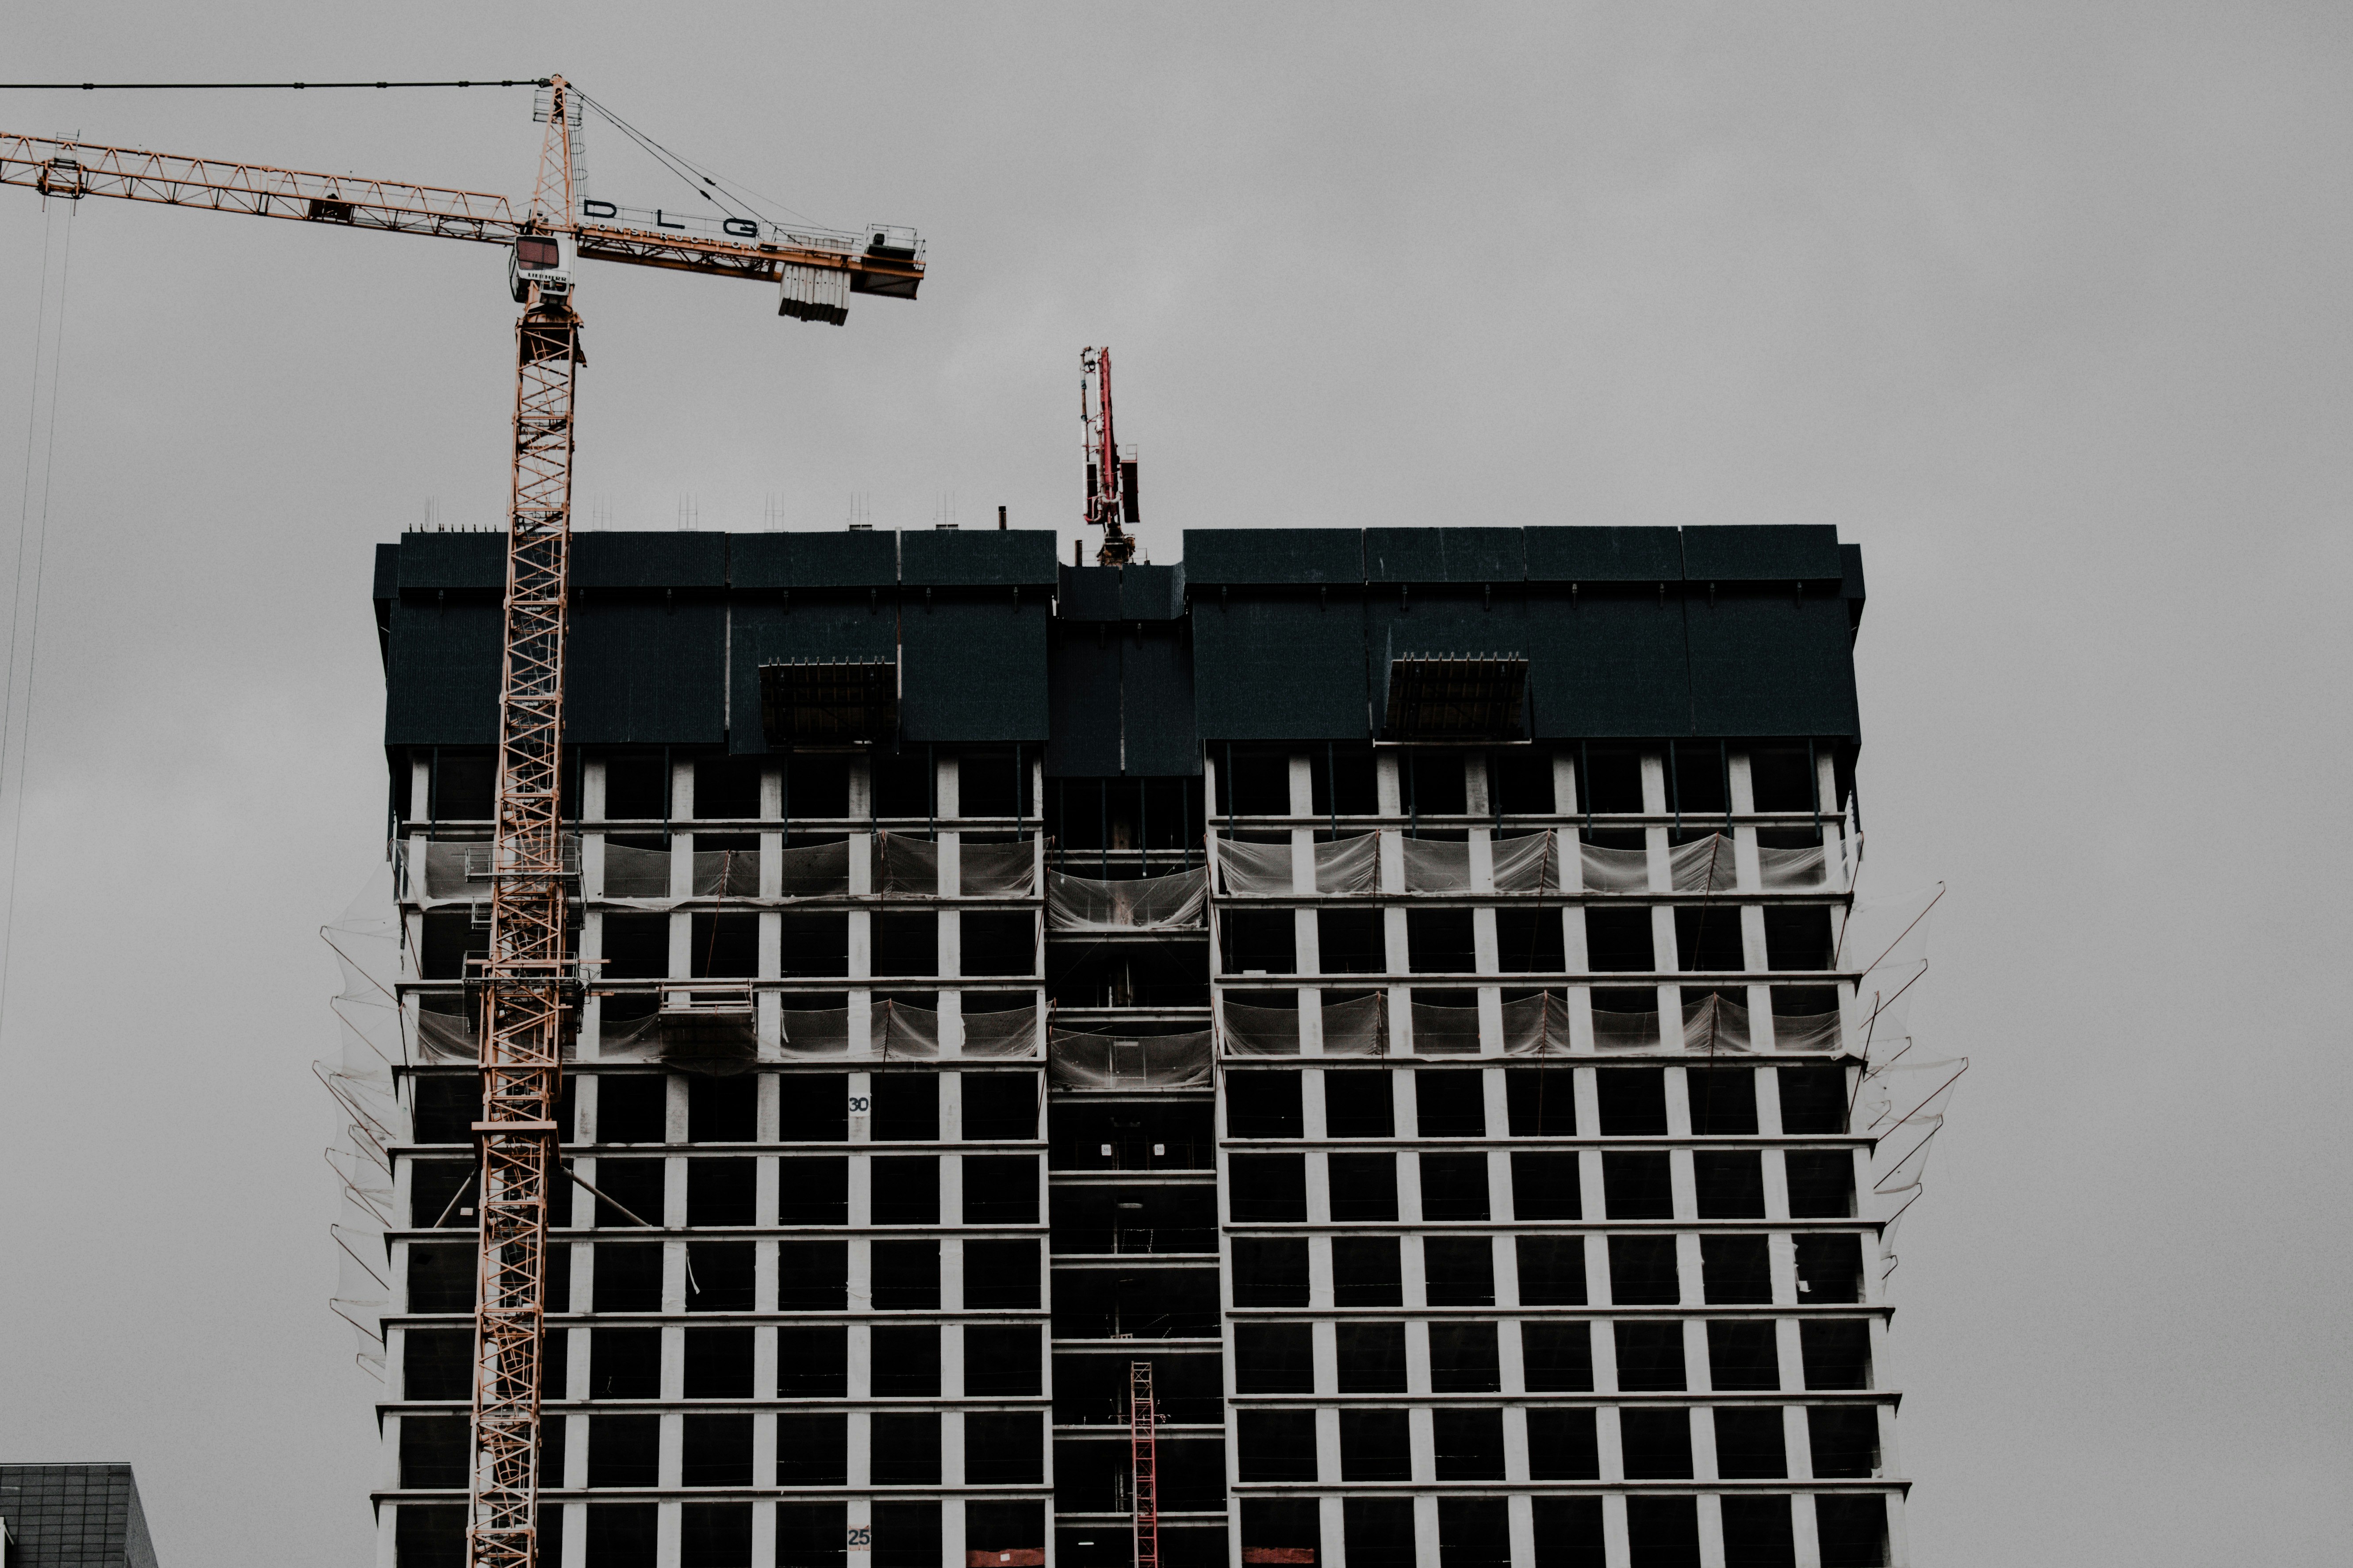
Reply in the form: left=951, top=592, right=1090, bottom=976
left=1, top=77, right=924, bottom=1568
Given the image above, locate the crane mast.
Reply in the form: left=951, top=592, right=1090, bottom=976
left=3, top=77, right=925, bottom=1568
left=1131, top=1360, right=1161, bottom=1568
left=465, top=77, right=581, bottom=1568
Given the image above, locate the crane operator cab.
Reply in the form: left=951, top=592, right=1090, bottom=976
left=508, top=231, right=575, bottom=304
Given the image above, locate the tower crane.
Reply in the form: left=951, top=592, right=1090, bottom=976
left=2, top=77, right=925, bottom=1568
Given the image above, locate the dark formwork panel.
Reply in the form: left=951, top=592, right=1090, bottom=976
left=385, top=599, right=502, bottom=746
left=1183, top=528, right=1363, bottom=585
left=1523, top=525, right=1684, bottom=584
left=1192, top=597, right=1371, bottom=740
left=1364, top=526, right=1525, bottom=583
left=1686, top=593, right=1862, bottom=739
left=728, top=530, right=897, bottom=589
left=899, top=600, right=1049, bottom=743
left=574, top=533, right=729, bottom=589
left=898, top=528, right=1058, bottom=587
left=1523, top=590, right=1693, bottom=738
left=565, top=599, right=727, bottom=745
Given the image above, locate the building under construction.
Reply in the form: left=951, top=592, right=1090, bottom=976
left=359, top=520, right=1926, bottom=1568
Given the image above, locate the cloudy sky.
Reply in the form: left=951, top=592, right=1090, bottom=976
left=0, top=4, right=2344, bottom=1564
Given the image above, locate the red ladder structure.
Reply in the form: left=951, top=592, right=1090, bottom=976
left=1130, top=1360, right=1161, bottom=1568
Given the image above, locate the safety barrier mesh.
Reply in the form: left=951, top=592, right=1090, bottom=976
left=1049, top=1029, right=1215, bottom=1089
left=1048, top=868, right=1207, bottom=931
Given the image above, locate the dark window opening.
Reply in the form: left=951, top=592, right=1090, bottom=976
left=594, top=1158, right=665, bottom=1229
left=1340, top=1409, right=1412, bottom=1482
left=1706, top=1319, right=1782, bottom=1392
left=774, top=1413, right=848, bottom=1485
left=1419, top=1151, right=1491, bottom=1221
left=411, top=1076, right=482, bottom=1144
left=778, top=1073, right=848, bottom=1143
left=1626, top=1496, right=1700, bottom=1568
left=1614, top=1320, right=1688, bottom=1392
left=1233, top=1238, right=1312, bottom=1308
left=1526, top=1408, right=1599, bottom=1480
left=409, top=1160, right=472, bottom=1230
left=686, top=1074, right=756, bottom=1142
left=1423, top=1236, right=1496, bottom=1306
left=1226, top=1071, right=1303, bottom=1138
left=1786, top=1151, right=1856, bottom=1218
left=685, top=1241, right=755, bottom=1312
left=777, top=913, right=849, bottom=978
left=687, top=1159, right=755, bottom=1227
left=776, top=1239, right=847, bottom=1311
left=1815, top=1495, right=1889, bottom=1568
left=1674, top=904, right=1744, bottom=971
left=1763, top=906, right=1835, bottom=971
left=402, top=1328, right=471, bottom=1400
left=588, top=1414, right=661, bottom=1488
left=872, top=753, right=931, bottom=820
left=592, top=1244, right=662, bottom=1313
left=1344, top=1499, right=1418, bottom=1568
left=600, top=912, right=669, bottom=981
left=1801, top=1320, right=1873, bottom=1390
left=1607, top=1235, right=1680, bottom=1305
left=1520, top=1321, right=1593, bottom=1392
left=1618, top=1407, right=1693, bottom=1478
left=1808, top=1405, right=1882, bottom=1478
left=1510, top=1151, right=1581, bottom=1220
left=603, top=755, right=668, bottom=821
left=1227, top=1153, right=1307, bottom=1222
left=961, top=1072, right=1038, bottom=1140
left=690, top=912, right=757, bottom=979
left=1777, top=1065, right=1848, bottom=1134
left=1491, top=747, right=1556, bottom=815
left=1234, top=1323, right=1315, bottom=1394
left=1317, top=907, right=1386, bottom=973
left=406, top=1243, right=472, bottom=1313
left=1336, top=1322, right=1407, bottom=1392
left=1721, top=1496, right=1796, bottom=1568
left=1715, top=1407, right=1789, bottom=1479
left=1496, top=907, right=1565, bottom=972
left=1433, top=1407, right=1505, bottom=1481
left=681, top=1413, right=753, bottom=1487
left=1408, top=752, right=1469, bottom=817
left=870, top=1324, right=941, bottom=1396
left=1328, top=1152, right=1399, bottom=1221
left=1602, top=1151, right=1672, bottom=1220
left=962, top=910, right=1036, bottom=977
left=1515, top=1235, right=1587, bottom=1305
left=1702, top=1234, right=1772, bottom=1305
left=692, top=756, right=764, bottom=821
left=964, top=1412, right=1044, bottom=1486
left=1580, top=747, right=1643, bottom=814
left=1220, top=909, right=1298, bottom=976
left=965, top=1239, right=1041, bottom=1309
left=1323, top=1070, right=1395, bottom=1137
left=1428, top=1320, right=1501, bottom=1392
left=1694, top=1151, right=1766, bottom=1218
left=1238, top=1409, right=1319, bottom=1483
left=433, top=752, right=495, bottom=820
left=870, top=1239, right=939, bottom=1310
left=1582, top=907, right=1654, bottom=972
left=1687, top=1066, right=1758, bottom=1135
left=1506, top=1067, right=1576, bottom=1135
left=399, top=1413, right=468, bottom=1490
left=872, top=1502, right=943, bottom=1568
left=1796, top=1233, right=1866, bottom=1304
left=964, top=1325, right=1041, bottom=1396
left=776, top=1156, right=848, bottom=1224
left=962, top=1155, right=1038, bottom=1224
left=1415, top=1070, right=1487, bottom=1137
left=870, top=1155, right=939, bottom=1224
left=774, top=1325, right=848, bottom=1397
left=1406, top=908, right=1475, bottom=974
left=683, top=1327, right=752, bottom=1399
left=1330, top=1237, right=1401, bottom=1308
left=869, top=1413, right=941, bottom=1486
left=1597, top=1067, right=1668, bottom=1134
left=1748, top=747, right=1815, bottom=813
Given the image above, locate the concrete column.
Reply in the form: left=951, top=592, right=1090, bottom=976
left=1602, top=1494, right=1633, bottom=1568
left=1404, top=1319, right=1433, bottom=1392
left=662, top=1241, right=687, bottom=1313
left=1411, top=1490, right=1442, bottom=1567
left=1507, top=1495, right=1537, bottom=1568
left=1697, top=1492, right=1728, bottom=1568
left=943, top=1396, right=966, bottom=1486
left=1784, top=1404, right=1814, bottom=1480
left=1792, top=1492, right=1824, bottom=1568
left=1319, top=1496, right=1349, bottom=1568
left=1315, top=1404, right=1343, bottom=1492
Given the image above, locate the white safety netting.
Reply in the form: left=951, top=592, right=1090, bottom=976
left=1319, top=992, right=1389, bottom=1056
left=1671, top=835, right=1740, bottom=895
left=961, top=841, right=1039, bottom=898
left=1408, top=995, right=1484, bottom=1056
left=1576, top=842, right=1650, bottom=893
left=1219, top=994, right=1301, bottom=1056
left=318, top=864, right=405, bottom=1381
left=769, top=999, right=1041, bottom=1060
left=1681, top=991, right=1753, bottom=1052
left=1770, top=1007, right=1843, bottom=1053
left=1047, top=868, right=1207, bottom=931
left=1215, top=833, right=1380, bottom=896
left=874, top=834, right=939, bottom=895
left=601, top=842, right=674, bottom=898
left=1591, top=1002, right=1663, bottom=1051
left=1499, top=991, right=1571, bottom=1056
left=1759, top=844, right=1829, bottom=891
left=1049, top=1029, right=1215, bottom=1089
left=1399, top=831, right=1568, bottom=895
left=692, top=849, right=763, bottom=899
left=778, top=840, right=854, bottom=898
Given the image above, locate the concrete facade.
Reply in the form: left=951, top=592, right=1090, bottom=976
left=368, top=526, right=1903, bottom=1568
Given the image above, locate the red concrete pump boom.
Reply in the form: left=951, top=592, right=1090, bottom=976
left=2, top=76, right=924, bottom=1568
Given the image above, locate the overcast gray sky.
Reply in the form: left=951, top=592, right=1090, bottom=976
left=0, top=4, right=2344, bottom=1564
